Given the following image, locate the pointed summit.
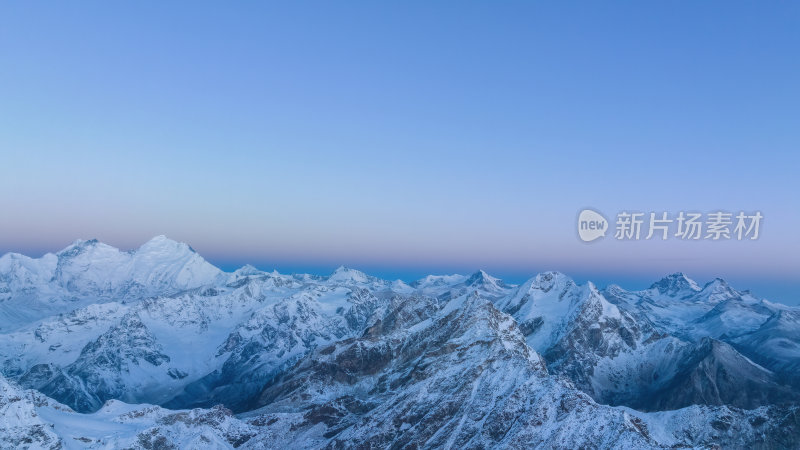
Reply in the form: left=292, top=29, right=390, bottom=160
left=73, top=238, right=99, bottom=247
left=702, top=277, right=731, bottom=291
left=327, top=266, right=371, bottom=284
left=137, top=235, right=195, bottom=256
left=528, top=271, right=574, bottom=292
left=699, top=278, right=740, bottom=303
left=465, top=270, right=505, bottom=290
left=145, top=234, right=171, bottom=243
left=649, top=272, right=701, bottom=296
left=56, top=238, right=103, bottom=258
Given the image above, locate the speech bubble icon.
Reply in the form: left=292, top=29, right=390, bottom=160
left=577, top=209, right=608, bottom=242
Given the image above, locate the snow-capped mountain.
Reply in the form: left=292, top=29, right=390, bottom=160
left=0, top=236, right=224, bottom=332
left=1, top=237, right=798, bottom=448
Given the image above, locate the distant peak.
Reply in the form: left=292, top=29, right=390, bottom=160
left=465, top=270, right=503, bottom=288
left=66, top=238, right=99, bottom=249
left=604, top=284, right=626, bottom=294
left=705, top=277, right=729, bottom=287
left=56, top=238, right=104, bottom=258
left=410, top=273, right=467, bottom=288
left=650, top=272, right=701, bottom=295
left=233, top=264, right=262, bottom=276
left=328, top=266, right=371, bottom=283
left=536, top=270, right=570, bottom=281
left=137, top=235, right=193, bottom=254
left=331, top=265, right=361, bottom=276
left=141, top=235, right=180, bottom=247
left=526, top=271, right=574, bottom=292
left=700, top=277, right=738, bottom=298
left=466, top=269, right=487, bottom=282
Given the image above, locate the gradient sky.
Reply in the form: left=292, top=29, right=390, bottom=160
left=0, top=2, right=798, bottom=303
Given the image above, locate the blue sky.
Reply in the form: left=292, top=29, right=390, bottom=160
left=0, top=2, right=798, bottom=303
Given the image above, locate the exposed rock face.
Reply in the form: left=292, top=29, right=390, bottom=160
left=0, top=377, right=62, bottom=449
left=34, top=313, right=172, bottom=412
left=492, top=272, right=800, bottom=414
left=166, top=286, right=383, bottom=413
left=243, top=293, right=658, bottom=448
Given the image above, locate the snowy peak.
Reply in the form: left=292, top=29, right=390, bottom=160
left=52, top=236, right=224, bottom=296
left=648, top=276, right=742, bottom=305
left=464, top=269, right=508, bottom=293
left=231, top=264, right=264, bottom=277
left=698, top=277, right=740, bottom=302
left=649, top=272, right=701, bottom=296
left=529, top=271, right=575, bottom=293
left=327, top=266, right=374, bottom=284
left=135, top=235, right=196, bottom=256
left=0, top=236, right=224, bottom=330
left=410, top=273, right=466, bottom=290
left=56, top=238, right=101, bottom=256
left=55, top=239, right=125, bottom=269
left=494, top=271, right=597, bottom=353
left=55, top=235, right=197, bottom=263
left=0, top=252, right=58, bottom=286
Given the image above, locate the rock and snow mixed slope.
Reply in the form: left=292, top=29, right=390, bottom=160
left=1, top=237, right=798, bottom=448
left=0, top=374, right=256, bottom=449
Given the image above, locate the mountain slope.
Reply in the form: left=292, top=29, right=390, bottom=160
left=0, top=374, right=256, bottom=449
left=243, top=292, right=658, bottom=448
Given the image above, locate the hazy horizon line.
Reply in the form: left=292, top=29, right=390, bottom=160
left=1, top=234, right=797, bottom=306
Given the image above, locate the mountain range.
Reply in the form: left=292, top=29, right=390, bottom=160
left=1, top=236, right=798, bottom=448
